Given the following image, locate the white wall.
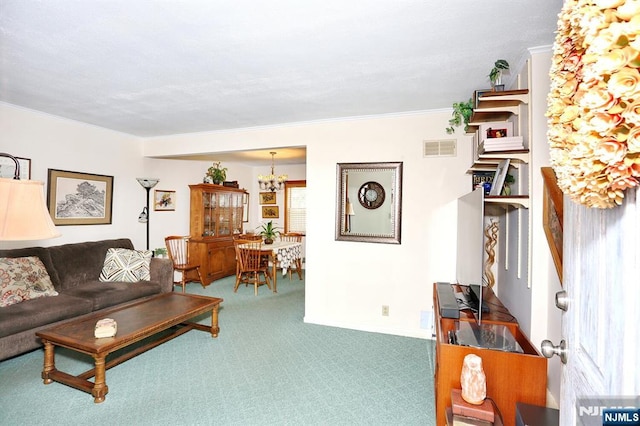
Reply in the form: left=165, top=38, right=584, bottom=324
left=2, top=86, right=562, bottom=400
left=0, top=104, right=148, bottom=249
left=144, top=112, right=472, bottom=338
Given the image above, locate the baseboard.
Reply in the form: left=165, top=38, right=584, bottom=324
left=303, top=316, right=433, bottom=339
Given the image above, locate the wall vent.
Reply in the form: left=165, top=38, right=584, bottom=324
left=423, top=139, right=456, bottom=157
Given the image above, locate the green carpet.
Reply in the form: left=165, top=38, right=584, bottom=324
left=0, top=274, right=436, bottom=425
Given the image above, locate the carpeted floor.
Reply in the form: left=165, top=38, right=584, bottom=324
left=0, top=274, right=436, bottom=425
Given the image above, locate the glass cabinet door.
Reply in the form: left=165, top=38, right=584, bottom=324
left=218, top=192, right=231, bottom=236
left=230, top=193, right=243, bottom=234
left=202, top=191, right=217, bottom=237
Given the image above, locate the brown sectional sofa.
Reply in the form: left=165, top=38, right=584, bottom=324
left=0, top=238, right=173, bottom=361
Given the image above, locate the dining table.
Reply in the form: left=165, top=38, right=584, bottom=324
left=258, top=240, right=302, bottom=292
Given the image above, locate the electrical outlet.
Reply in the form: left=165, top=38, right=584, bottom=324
left=382, top=305, right=389, bottom=316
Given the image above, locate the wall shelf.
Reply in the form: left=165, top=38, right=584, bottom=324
left=485, top=195, right=530, bottom=209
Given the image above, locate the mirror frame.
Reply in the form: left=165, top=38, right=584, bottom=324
left=335, top=161, right=403, bottom=244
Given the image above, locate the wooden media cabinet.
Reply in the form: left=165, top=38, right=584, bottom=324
left=433, top=283, right=547, bottom=426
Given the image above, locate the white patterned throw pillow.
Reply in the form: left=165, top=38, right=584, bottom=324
left=0, top=256, right=58, bottom=308
left=99, top=248, right=152, bottom=283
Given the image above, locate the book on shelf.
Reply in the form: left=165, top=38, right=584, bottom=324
left=472, top=171, right=494, bottom=191
left=446, top=407, right=498, bottom=426
left=453, top=414, right=492, bottom=426
left=479, top=136, right=524, bottom=152
left=451, top=389, right=495, bottom=422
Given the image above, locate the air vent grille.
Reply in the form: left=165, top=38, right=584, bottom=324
left=423, top=139, right=456, bottom=157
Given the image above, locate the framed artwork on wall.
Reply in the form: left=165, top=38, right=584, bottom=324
left=47, top=169, right=113, bottom=225
left=154, top=190, right=176, bottom=211
left=0, top=156, right=31, bottom=179
left=259, top=192, right=276, bottom=204
left=489, top=159, right=510, bottom=196
left=262, top=206, right=279, bottom=219
left=542, top=167, right=563, bottom=284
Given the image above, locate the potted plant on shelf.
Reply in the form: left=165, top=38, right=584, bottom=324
left=488, top=59, right=509, bottom=91
left=204, top=162, right=227, bottom=185
left=446, top=98, right=474, bottom=134
left=257, top=221, right=280, bottom=244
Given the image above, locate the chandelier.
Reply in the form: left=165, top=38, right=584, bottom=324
left=258, top=151, right=288, bottom=192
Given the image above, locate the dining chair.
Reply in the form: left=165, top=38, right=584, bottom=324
left=279, top=233, right=304, bottom=280
left=165, top=235, right=205, bottom=293
left=234, top=239, right=272, bottom=295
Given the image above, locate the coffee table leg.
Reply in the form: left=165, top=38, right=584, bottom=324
left=91, top=354, right=109, bottom=403
left=210, top=304, right=220, bottom=338
left=41, top=340, right=55, bottom=384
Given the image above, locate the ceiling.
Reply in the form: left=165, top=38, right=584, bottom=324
left=1, top=1, right=562, bottom=164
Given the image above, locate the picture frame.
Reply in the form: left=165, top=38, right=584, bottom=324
left=489, top=159, right=510, bottom=196
left=0, top=156, right=31, bottom=179
left=47, top=169, right=113, bottom=225
left=473, top=89, right=493, bottom=108
left=259, top=192, right=276, bottom=204
left=154, top=189, right=176, bottom=211
left=242, top=192, right=249, bottom=222
left=262, top=206, right=279, bottom=219
left=541, top=167, right=563, bottom=284
left=479, top=121, right=513, bottom=140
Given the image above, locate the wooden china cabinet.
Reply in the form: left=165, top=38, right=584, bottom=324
left=188, top=184, right=247, bottom=285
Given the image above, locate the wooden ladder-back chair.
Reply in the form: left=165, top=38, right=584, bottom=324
left=279, top=233, right=304, bottom=280
left=234, top=239, right=272, bottom=295
left=165, top=236, right=205, bottom=293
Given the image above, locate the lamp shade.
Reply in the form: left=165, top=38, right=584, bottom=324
left=0, top=178, right=61, bottom=241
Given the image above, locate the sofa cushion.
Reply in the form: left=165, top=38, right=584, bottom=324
left=0, top=257, right=59, bottom=308
left=0, top=293, right=93, bottom=337
left=65, top=280, right=163, bottom=311
left=47, top=239, right=135, bottom=291
left=99, top=248, right=152, bottom=282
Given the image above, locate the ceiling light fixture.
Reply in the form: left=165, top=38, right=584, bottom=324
left=257, top=152, right=287, bottom=192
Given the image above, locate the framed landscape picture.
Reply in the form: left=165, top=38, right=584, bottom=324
left=262, top=206, right=279, bottom=219
left=47, top=169, right=113, bottom=225
left=0, top=156, right=31, bottom=179
left=154, top=189, right=175, bottom=211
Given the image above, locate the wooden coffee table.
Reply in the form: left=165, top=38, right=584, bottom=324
left=36, top=292, right=222, bottom=403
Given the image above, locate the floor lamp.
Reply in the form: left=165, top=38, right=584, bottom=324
left=0, top=152, right=61, bottom=241
left=136, top=178, right=159, bottom=250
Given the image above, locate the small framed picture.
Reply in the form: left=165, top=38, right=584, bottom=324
left=259, top=192, right=276, bottom=204
left=154, top=190, right=176, bottom=211
left=473, top=89, right=493, bottom=108
left=489, top=159, right=511, bottom=196
left=0, top=156, right=31, bottom=179
left=479, top=121, right=513, bottom=140
left=262, top=206, right=279, bottom=219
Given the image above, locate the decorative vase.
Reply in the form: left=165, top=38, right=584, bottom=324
left=502, top=185, right=512, bottom=196
left=264, top=238, right=274, bottom=245
left=460, top=354, right=486, bottom=405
